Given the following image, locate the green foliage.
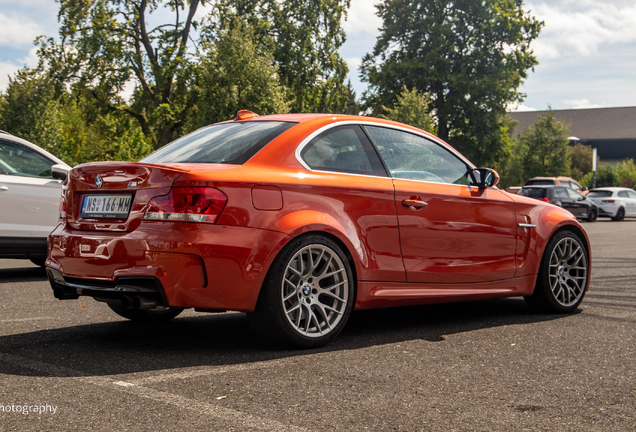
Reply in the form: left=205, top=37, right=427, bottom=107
left=192, top=25, right=291, bottom=127
left=616, top=159, right=636, bottom=189
left=361, top=0, right=542, bottom=167
left=518, top=110, right=571, bottom=179
left=212, top=0, right=353, bottom=114
left=381, top=87, right=434, bottom=132
left=0, top=69, right=151, bottom=166
left=569, top=144, right=594, bottom=182
left=581, top=164, right=620, bottom=189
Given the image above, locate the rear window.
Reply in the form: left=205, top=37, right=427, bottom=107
left=518, top=188, right=546, bottom=199
left=587, top=190, right=613, bottom=198
left=525, top=179, right=555, bottom=186
left=142, top=121, right=296, bottom=164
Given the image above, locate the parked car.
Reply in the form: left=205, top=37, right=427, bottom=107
left=0, top=131, right=71, bottom=266
left=517, top=185, right=597, bottom=222
left=46, top=111, right=591, bottom=348
left=586, top=187, right=636, bottom=221
left=524, top=176, right=588, bottom=195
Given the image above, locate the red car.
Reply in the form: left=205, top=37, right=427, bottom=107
left=46, top=111, right=591, bottom=348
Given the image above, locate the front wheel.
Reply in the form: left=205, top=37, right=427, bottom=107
left=525, top=230, right=589, bottom=313
left=108, top=303, right=183, bottom=323
left=611, top=207, right=625, bottom=221
left=247, top=235, right=355, bottom=348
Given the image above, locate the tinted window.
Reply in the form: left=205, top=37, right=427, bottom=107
left=618, top=190, right=629, bottom=198
left=519, top=188, right=546, bottom=199
left=587, top=190, right=613, bottom=198
left=0, top=140, right=54, bottom=178
left=566, top=188, right=583, bottom=199
left=525, top=179, right=555, bottom=186
left=555, top=188, right=569, bottom=198
left=301, top=125, right=386, bottom=176
left=362, top=126, right=469, bottom=184
left=142, top=121, right=296, bottom=164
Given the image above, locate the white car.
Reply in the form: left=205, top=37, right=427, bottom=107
left=586, top=187, right=636, bottom=221
left=0, top=131, right=71, bottom=265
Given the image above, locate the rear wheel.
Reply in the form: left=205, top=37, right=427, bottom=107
left=586, top=206, right=597, bottom=222
left=611, top=207, right=625, bottom=221
left=247, top=235, right=355, bottom=348
left=29, top=256, right=46, bottom=267
left=525, top=230, right=588, bottom=313
left=107, top=303, right=183, bottom=323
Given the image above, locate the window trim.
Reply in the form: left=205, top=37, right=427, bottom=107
left=295, top=121, right=476, bottom=184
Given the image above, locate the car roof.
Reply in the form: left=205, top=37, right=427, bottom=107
left=590, top=187, right=632, bottom=192
left=0, top=131, right=70, bottom=168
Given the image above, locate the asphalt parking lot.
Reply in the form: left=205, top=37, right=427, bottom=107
left=0, top=219, right=634, bottom=431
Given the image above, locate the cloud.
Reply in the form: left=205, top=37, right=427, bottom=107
left=0, top=13, right=42, bottom=47
left=342, top=0, right=382, bottom=36
left=507, top=102, right=537, bottom=112
left=562, top=98, right=603, bottom=109
left=528, top=1, right=636, bottom=59
left=0, top=47, right=38, bottom=91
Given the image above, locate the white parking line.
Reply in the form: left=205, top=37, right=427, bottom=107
left=0, top=353, right=308, bottom=431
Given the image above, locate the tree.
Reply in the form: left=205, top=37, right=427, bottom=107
left=192, top=24, right=291, bottom=127
left=212, top=0, right=353, bottom=113
left=0, top=69, right=151, bottom=166
left=38, top=0, right=206, bottom=149
left=581, top=164, right=619, bottom=189
left=518, top=110, right=570, bottom=179
left=360, top=0, right=542, bottom=167
left=381, top=87, right=434, bottom=132
left=569, top=143, right=593, bottom=182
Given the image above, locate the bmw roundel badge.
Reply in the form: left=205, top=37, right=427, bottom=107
left=95, top=175, right=103, bottom=188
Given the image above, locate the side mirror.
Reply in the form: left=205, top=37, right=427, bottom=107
left=470, top=168, right=500, bottom=188
left=51, top=164, right=70, bottom=181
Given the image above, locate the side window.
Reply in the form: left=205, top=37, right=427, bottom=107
left=566, top=188, right=583, bottom=199
left=555, top=188, right=569, bottom=199
left=618, top=190, right=629, bottom=198
left=570, top=181, right=583, bottom=190
left=362, top=126, right=470, bottom=185
left=0, top=140, right=54, bottom=178
left=626, top=190, right=636, bottom=199
left=300, top=125, right=386, bottom=176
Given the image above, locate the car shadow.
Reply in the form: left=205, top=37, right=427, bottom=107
left=0, top=265, right=46, bottom=282
left=0, top=296, right=578, bottom=379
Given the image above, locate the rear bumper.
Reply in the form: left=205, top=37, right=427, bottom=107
left=47, top=222, right=291, bottom=311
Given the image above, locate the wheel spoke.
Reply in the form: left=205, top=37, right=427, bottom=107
left=547, top=236, right=587, bottom=308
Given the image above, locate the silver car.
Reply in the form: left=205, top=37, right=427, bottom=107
left=0, top=131, right=71, bottom=265
left=586, top=187, right=636, bottom=221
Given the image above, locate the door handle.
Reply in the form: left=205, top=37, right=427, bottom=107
left=0, top=186, right=8, bottom=191
left=402, top=198, right=428, bottom=209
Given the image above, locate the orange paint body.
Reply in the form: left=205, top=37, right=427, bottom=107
left=47, top=114, right=591, bottom=311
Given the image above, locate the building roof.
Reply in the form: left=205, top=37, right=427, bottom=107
left=508, top=106, right=636, bottom=140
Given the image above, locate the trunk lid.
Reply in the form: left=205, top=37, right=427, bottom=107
left=65, top=162, right=189, bottom=232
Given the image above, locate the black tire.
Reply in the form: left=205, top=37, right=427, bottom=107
left=611, top=207, right=625, bottom=221
left=29, top=256, right=46, bottom=267
left=247, top=235, right=355, bottom=349
left=525, top=230, right=589, bottom=313
left=108, top=303, right=183, bottom=323
left=586, top=206, right=597, bottom=222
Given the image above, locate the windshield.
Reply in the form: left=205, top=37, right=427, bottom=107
left=142, top=121, right=296, bottom=164
left=525, top=179, right=555, bottom=186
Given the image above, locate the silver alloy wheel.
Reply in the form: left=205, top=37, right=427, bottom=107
left=548, top=236, right=587, bottom=307
left=281, top=244, right=349, bottom=338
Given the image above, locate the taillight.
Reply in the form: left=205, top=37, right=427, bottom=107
left=602, top=199, right=615, bottom=203
left=539, top=197, right=550, bottom=202
left=59, top=195, right=67, bottom=221
left=144, top=187, right=227, bottom=223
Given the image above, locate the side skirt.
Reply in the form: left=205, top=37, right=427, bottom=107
left=354, top=274, right=538, bottom=310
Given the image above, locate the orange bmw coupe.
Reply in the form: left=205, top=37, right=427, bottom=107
left=46, top=111, right=591, bottom=347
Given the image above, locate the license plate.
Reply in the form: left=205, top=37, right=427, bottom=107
left=80, top=194, right=133, bottom=219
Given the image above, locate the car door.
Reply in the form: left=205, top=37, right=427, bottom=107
left=362, top=125, right=518, bottom=284
left=565, top=187, right=586, bottom=218
left=625, top=190, right=636, bottom=216
left=0, top=140, right=63, bottom=238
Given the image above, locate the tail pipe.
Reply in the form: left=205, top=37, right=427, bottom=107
left=121, top=295, right=158, bottom=310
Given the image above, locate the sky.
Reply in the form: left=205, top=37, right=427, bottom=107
left=1, top=0, right=635, bottom=112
